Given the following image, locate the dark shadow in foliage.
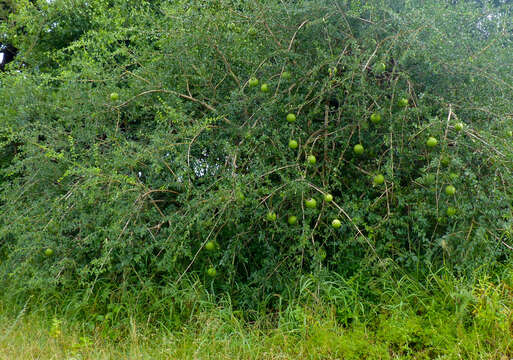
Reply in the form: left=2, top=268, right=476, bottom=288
left=0, top=43, right=17, bottom=70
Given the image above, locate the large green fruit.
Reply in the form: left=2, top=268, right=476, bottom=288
left=370, top=112, right=382, bottom=124
left=266, top=211, right=277, bottom=221
left=305, top=198, right=317, bottom=209
left=374, top=62, right=386, bottom=73
left=353, top=144, right=364, bottom=155
left=332, top=219, right=342, bottom=229
left=307, top=155, right=316, bottom=165
left=373, top=174, right=385, bottom=185
left=426, top=137, right=438, bottom=147
left=398, top=98, right=409, bottom=107
left=449, top=172, right=459, bottom=180
left=110, top=92, right=119, bottom=101
left=207, top=267, right=217, bottom=277
left=286, top=113, right=297, bottom=123
left=288, top=215, right=298, bottom=225
left=44, top=248, right=54, bottom=257
left=288, top=140, right=298, bottom=149
left=249, top=77, right=259, bottom=87
left=446, top=207, right=457, bottom=216
left=445, top=185, right=456, bottom=196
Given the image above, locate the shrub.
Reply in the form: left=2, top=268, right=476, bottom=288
left=0, top=0, right=512, bottom=311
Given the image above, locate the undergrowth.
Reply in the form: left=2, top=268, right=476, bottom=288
left=1, top=265, right=513, bottom=359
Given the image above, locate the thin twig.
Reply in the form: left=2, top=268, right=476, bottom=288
left=288, top=20, right=309, bottom=51
left=113, top=89, right=216, bottom=112
left=212, top=42, right=241, bottom=87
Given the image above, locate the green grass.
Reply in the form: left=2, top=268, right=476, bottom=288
left=0, top=307, right=511, bottom=359
left=1, top=268, right=513, bottom=359
left=0, top=268, right=513, bottom=360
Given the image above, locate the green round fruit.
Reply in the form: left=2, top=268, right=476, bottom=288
left=288, top=216, right=298, bottom=225
left=305, top=198, right=317, bottom=209
left=288, top=139, right=298, bottom=149
left=205, top=241, right=216, bottom=251
left=266, top=211, right=277, bottom=221
left=507, top=130, right=513, bottom=137
left=449, top=172, right=459, bottom=180
left=446, top=207, right=457, bottom=216
left=440, top=156, right=450, bottom=166
left=445, top=185, right=456, bottom=196
left=375, top=62, right=386, bottom=73
left=110, top=92, right=119, bottom=101
left=44, top=248, right=54, bottom=257
left=332, top=219, right=342, bottom=229
left=354, top=144, right=364, bottom=155
left=248, top=77, right=259, bottom=87
left=281, top=71, right=292, bottom=80
left=454, top=122, right=464, bottom=131
left=260, top=83, right=269, bottom=93
left=373, top=174, right=385, bottom=185
left=207, top=267, right=217, bottom=277
left=307, top=155, right=316, bottom=165
left=324, top=193, right=333, bottom=202
left=398, top=98, right=409, bottom=107
left=286, top=113, right=296, bottom=123
left=370, top=112, right=382, bottom=124
left=426, top=137, right=438, bottom=148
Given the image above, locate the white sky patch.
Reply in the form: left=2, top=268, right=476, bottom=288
left=0, top=53, right=4, bottom=64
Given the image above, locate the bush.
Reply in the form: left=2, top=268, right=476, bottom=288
left=0, top=0, right=512, bottom=312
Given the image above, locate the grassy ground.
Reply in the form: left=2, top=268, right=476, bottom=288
left=1, top=310, right=512, bottom=359
left=1, top=269, right=513, bottom=359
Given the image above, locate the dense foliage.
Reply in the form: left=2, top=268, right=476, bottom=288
left=0, top=0, right=512, bottom=317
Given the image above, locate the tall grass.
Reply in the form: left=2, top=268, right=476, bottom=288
left=1, top=266, right=512, bottom=359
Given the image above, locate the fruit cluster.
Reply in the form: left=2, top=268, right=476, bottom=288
left=197, top=72, right=469, bottom=277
